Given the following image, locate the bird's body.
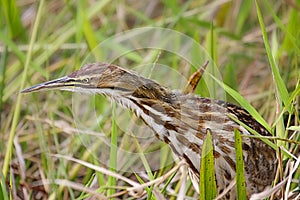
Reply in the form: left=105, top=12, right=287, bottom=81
left=22, top=62, right=276, bottom=199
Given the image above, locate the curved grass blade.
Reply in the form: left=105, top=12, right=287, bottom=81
left=255, top=0, right=290, bottom=112
left=210, top=75, right=271, bottom=132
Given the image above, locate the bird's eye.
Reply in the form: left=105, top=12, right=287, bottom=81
left=82, top=78, right=89, bottom=83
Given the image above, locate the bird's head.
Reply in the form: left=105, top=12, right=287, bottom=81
left=22, top=62, right=172, bottom=103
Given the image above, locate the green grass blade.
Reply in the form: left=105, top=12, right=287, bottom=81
left=79, top=1, right=101, bottom=58
left=132, top=133, right=154, bottom=180
left=205, top=23, right=218, bottom=98
left=255, top=0, right=290, bottom=147
left=0, top=31, right=26, bottom=64
left=263, top=1, right=300, bottom=55
left=200, top=129, right=217, bottom=200
left=228, top=114, right=277, bottom=151
left=210, top=75, right=271, bottom=132
left=161, top=171, right=177, bottom=195
left=236, top=0, right=252, bottom=35
left=255, top=0, right=290, bottom=112
left=234, top=129, right=247, bottom=200
left=0, top=172, right=10, bottom=200
left=1, top=0, right=26, bottom=39
left=107, top=103, right=117, bottom=196
left=2, top=0, right=45, bottom=178
left=287, top=126, right=300, bottom=131
left=0, top=45, right=8, bottom=124
left=78, top=173, right=96, bottom=199
left=271, top=70, right=300, bottom=128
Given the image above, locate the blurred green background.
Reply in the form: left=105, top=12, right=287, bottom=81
left=1, top=0, right=299, bottom=199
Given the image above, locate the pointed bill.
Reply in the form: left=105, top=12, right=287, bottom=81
left=21, top=76, right=72, bottom=93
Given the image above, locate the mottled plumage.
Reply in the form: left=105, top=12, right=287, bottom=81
left=22, top=62, right=277, bottom=199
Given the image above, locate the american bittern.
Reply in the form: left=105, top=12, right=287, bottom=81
left=22, top=62, right=276, bottom=199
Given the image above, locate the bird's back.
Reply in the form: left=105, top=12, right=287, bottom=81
left=138, top=91, right=276, bottom=198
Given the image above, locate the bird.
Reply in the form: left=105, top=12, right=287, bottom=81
left=22, top=62, right=277, bottom=199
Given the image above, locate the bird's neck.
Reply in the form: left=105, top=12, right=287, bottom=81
left=131, top=81, right=173, bottom=104
left=108, top=91, right=173, bottom=141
